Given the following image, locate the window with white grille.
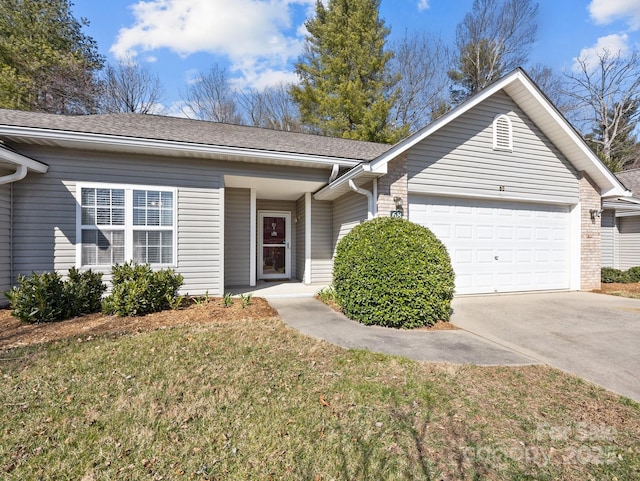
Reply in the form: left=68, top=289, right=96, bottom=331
left=77, top=183, right=176, bottom=268
left=493, top=114, right=513, bottom=151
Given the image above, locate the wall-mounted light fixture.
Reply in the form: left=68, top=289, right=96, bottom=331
left=393, top=196, right=403, bottom=210
left=590, top=208, right=602, bottom=220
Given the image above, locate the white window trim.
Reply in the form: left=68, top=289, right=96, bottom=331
left=493, top=114, right=513, bottom=152
left=76, top=182, right=178, bottom=269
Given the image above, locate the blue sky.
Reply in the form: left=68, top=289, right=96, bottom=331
left=70, top=0, right=640, bottom=116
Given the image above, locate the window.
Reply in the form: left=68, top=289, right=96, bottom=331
left=493, top=114, right=513, bottom=151
left=78, top=184, right=176, bottom=267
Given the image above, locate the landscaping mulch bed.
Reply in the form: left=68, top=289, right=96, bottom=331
left=0, top=297, right=278, bottom=350
left=594, top=282, right=640, bottom=298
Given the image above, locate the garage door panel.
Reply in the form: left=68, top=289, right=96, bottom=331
left=409, top=195, right=571, bottom=294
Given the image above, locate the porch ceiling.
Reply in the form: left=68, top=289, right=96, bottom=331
left=224, top=175, right=327, bottom=201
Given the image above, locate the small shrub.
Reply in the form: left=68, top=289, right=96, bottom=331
left=626, top=266, right=640, bottom=283
left=333, top=217, right=455, bottom=328
left=4, top=268, right=107, bottom=323
left=317, top=285, right=337, bottom=305
left=66, top=267, right=107, bottom=315
left=102, top=262, right=184, bottom=317
left=223, top=292, right=234, bottom=307
left=4, top=271, right=69, bottom=323
left=240, top=293, right=252, bottom=308
left=601, top=267, right=631, bottom=284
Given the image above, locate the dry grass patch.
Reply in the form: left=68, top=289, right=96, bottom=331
left=0, top=303, right=638, bottom=480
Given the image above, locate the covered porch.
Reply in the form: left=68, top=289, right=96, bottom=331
left=223, top=174, right=334, bottom=293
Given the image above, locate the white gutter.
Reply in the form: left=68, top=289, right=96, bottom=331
left=329, top=164, right=340, bottom=182
left=0, top=125, right=362, bottom=168
left=349, top=179, right=374, bottom=220
left=0, top=164, right=27, bottom=184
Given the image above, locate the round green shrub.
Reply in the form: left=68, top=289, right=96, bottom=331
left=333, top=217, right=455, bottom=328
left=601, top=267, right=631, bottom=283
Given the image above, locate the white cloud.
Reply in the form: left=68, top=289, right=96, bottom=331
left=417, top=0, right=430, bottom=11
left=573, top=33, right=630, bottom=71
left=111, top=0, right=313, bottom=89
left=589, top=0, right=640, bottom=30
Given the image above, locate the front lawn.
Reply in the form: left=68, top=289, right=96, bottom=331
left=0, top=303, right=639, bottom=480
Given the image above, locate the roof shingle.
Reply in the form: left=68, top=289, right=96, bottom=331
left=0, top=109, right=391, bottom=161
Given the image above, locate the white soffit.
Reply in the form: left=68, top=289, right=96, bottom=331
left=224, top=175, right=326, bottom=201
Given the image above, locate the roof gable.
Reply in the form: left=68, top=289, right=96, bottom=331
left=317, top=68, right=628, bottom=200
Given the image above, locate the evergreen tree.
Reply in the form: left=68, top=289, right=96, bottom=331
left=0, top=0, right=103, bottom=114
left=291, top=0, right=405, bottom=143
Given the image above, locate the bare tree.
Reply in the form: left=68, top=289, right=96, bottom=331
left=237, top=83, right=303, bottom=132
left=183, top=65, right=243, bottom=124
left=564, top=49, right=640, bottom=171
left=389, top=31, right=452, bottom=130
left=449, top=0, right=538, bottom=102
left=527, top=63, right=575, bottom=114
left=99, top=58, right=164, bottom=114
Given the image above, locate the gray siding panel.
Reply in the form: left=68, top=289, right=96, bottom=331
left=311, top=199, right=333, bottom=283
left=618, top=216, right=640, bottom=270
left=224, top=188, right=250, bottom=287
left=601, top=210, right=617, bottom=268
left=0, top=182, right=10, bottom=306
left=407, top=90, right=579, bottom=204
left=11, top=147, right=222, bottom=296
left=296, top=196, right=305, bottom=281
left=332, top=190, right=368, bottom=251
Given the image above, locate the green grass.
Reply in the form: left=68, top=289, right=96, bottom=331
left=1, top=316, right=639, bottom=480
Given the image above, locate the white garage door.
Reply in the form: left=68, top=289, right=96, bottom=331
left=409, top=196, right=572, bottom=295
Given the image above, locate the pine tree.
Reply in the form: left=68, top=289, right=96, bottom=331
left=0, top=0, right=104, bottom=114
left=291, top=0, right=405, bottom=143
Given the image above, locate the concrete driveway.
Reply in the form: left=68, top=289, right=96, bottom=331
left=451, top=291, right=640, bottom=402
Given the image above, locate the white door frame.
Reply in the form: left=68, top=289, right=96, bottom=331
left=258, top=211, right=291, bottom=280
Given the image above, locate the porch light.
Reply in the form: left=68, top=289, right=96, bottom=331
left=589, top=209, right=602, bottom=220
left=394, top=196, right=403, bottom=209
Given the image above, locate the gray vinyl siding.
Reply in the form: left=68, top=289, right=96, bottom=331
left=332, top=189, right=368, bottom=252
left=311, top=199, right=333, bottom=283
left=296, top=196, right=305, bottom=281
left=0, top=181, right=10, bottom=306
left=601, top=210, right=618, bottom=268
left=618, top=216, right=640, bottom=270
left=224, top=188, right=251, bottom=286
left=10, top=147, right=222, bottom=296
left=407, top=90, right=579, bottom=204
left=257, top=199, right=297, bottom=279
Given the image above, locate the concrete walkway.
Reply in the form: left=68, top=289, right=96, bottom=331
left=269, top=297, right=538, bottom=366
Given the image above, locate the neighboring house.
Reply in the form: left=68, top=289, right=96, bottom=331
left=601, top=168, right=640, bottom=270
left=0, top=68, right=629, bottom=306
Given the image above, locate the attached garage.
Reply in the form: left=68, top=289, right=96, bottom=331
left=410, top=195, right=574, bottom=295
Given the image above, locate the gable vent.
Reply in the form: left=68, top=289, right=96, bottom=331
left=493, top=114, right=513, bottom=151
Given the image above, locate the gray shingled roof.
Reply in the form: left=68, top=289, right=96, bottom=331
left=616, top=169, right=640, bottom=196
left=0, top=109, right=391, bottom=161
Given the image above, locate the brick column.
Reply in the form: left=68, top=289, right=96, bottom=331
left=376, top=153, right=408, bottom=217
left=579, top=172, right=601, bottom=291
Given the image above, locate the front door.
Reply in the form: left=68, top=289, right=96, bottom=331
left=258, top=211, right=291, bottom=280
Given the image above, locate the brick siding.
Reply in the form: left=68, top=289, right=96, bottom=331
left=580, top=172, right=601, bottom=290
left=376, top=153, right=408, bottom=217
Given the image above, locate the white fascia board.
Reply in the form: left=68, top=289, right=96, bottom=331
left=0, top=144, right=48, bottom=173
left=0, top=126, right=361, bottom=168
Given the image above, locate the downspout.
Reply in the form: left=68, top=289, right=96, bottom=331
left=348, top=180, right=374, bottom=220
left=329, top=164, right=339, bottom=183
left=0, top=164, right=27, bottom=185
left=10, top=182, right=13, bottom=287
